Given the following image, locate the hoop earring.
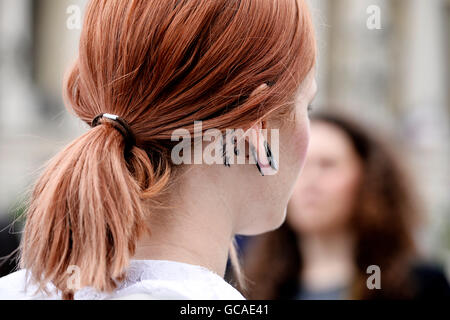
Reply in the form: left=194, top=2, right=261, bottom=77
left=250, top=140, right=278, bottom=176
left=264, top=140, right=278, bottom=171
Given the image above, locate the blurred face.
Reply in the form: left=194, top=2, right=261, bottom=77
left=235, top=70, right=317, bottom=235
left=287, top=121, right=363, bottom=235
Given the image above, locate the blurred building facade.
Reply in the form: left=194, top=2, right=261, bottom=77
left=0, top=0, right=449, bottom=272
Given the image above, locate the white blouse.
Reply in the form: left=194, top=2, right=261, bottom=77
left=0, top=259, right=246, bottom=300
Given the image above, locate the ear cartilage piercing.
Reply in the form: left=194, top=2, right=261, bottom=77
left=264, top=140, right=278, bottom=171
left=222, top=134, right=231, bottom=167
left=224, top=156, right=231, bottom=167
left=250, top=144, right=264, bottom=176
left=232, top=135, right=239, bottom=156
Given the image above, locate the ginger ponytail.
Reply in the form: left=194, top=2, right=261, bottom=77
left=20, top=120, right=170, bottom=299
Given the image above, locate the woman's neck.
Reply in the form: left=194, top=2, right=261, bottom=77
left=299, top=229, right=356, bottom=291
left=132, top=167, right=235, bottom=278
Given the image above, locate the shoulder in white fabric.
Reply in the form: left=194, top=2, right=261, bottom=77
left=0, top=269, right=60, bottom=300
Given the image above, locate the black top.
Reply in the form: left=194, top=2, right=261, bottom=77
left=0, top=218, right=20, bottom=277
left=409, top=263, right=450, bottom=299
left=279, top=262, right=450, bottom=300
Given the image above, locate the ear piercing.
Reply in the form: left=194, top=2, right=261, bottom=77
left=264, top=140, right=278, bottom=171
left=222, top=130, right=239, bottom=167
left=222, top=130, right=277, bottom=176
left=250, top=144, right=264, bottom=176
left=223, top=137, right=231, bottom=167
left=233, top=135, right=239, bottom=156
left=249, top=141, right=277, bottom=176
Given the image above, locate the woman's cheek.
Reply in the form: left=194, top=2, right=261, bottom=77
left=293, top=115, right=311, bottom=173
left=278, top=116, right=310, bottom=181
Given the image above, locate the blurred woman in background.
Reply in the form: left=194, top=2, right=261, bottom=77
left=242, top=113, right=450, bottom=299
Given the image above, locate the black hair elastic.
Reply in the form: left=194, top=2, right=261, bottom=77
left=91, top=113, right=136, bottom=156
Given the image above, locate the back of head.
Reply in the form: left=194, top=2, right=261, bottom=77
left=19, top=0, right=316, bottom=299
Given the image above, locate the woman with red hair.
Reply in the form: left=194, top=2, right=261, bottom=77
left=0, top=0, right=317, bottom=299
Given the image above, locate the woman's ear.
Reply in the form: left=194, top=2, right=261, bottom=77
left=237, top=83, right=278, bottom=176
left=247, top=121, right=278, bottom=176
